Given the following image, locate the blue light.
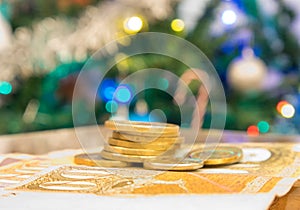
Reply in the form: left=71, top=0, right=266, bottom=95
left=129, top=114, right=149, bottom=122
left=104, top=87, right=116, bottom=100
left=0, top=81, right=12, bottom=95
left=99, top=79, right=117, bottom=102
left=105, top=100, right=118, bottom=113
left=115, top=85, right=132, bottom=104
left=221, top=10, right=237, bottom=25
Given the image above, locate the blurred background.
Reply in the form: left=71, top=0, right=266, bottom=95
left=0, top=0, right=300, bottom=136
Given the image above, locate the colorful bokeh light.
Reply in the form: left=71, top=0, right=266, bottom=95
left=171, top=19, right=185, bottom=32
left=158, top=78, right=169, bottom=90
left=0, top=81, right=12, bottom=95
left=257, top=121, right=270, bottom=133
left=221, top=10, right=237, bottom=25
left=115, top=85, right=132, bottom=104
left=281, top=104, right=295, bottom=118
left=104, top=87, right=116, bottom=100
left=99, top=79, right=117, bottom=102
left=105, top=100, right=118, bottom=113
left=123, top=16, right=143, bottom=34
left=276, top=100, right=295, bottom=118
left=247, top=125, right=259, bottom=136
left=276, top=100, right=288, bottom=113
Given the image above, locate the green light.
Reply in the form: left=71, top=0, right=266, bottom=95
left=257, top=121, right=269, bottom=133
left=158, top=78, right=169, bottom=90
left=105, top=101, right=118, bottom=113
left=0, top=81, right=12, bottom=95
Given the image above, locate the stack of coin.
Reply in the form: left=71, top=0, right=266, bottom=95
left=74, top=120, right=243, bottom=171
left=100, top=120, right=183, bottom=163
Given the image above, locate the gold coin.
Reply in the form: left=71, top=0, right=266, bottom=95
left=143, top=157, right=204, bottom=171
left=104, top=144, right=177, bottom=156
left=108, top=137, right=181, bottom=151
left=114, top=130, right=179, bottom=138
left=100, top=150, right=156, bottom=163
left=105, top=120, right=179, bottom=134
left=189, top=146, right=243, bottom=166
left=112, top=131, right=182, bottom=143
left=74, top=153, right=130, bottom=167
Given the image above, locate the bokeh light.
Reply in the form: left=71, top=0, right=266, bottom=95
left=105, top=100, right=118, bottom=113
left=123, top=16, right=143, bottom=34
left=0, top=81, right=12, bottom=95
left=171, top=19, right=185, bottom=32
left=247, top=125, right=259, bottom=136
left=129, top=114, right=149, bottom=122
left=104, top=87, right=116, bottom=100
left=115, top=85, right=132, bottom=104
left=221, top=10, right=237, bottom=25
left=158, top=78, right=169, bottom=90
left=99, top=79, right=117, bottom=102
left=257, top=121, right=270, bottom=133
left=276, top=100, right=288, bottom=113
left=281, top=103, right=295, bottom=118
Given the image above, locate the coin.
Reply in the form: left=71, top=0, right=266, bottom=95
left=108, top=138, right=179, bottom=151
left=100, top=150, right=156, bottom=163
left=104, top=144, right=177, bottom=156
left=74, top=153, right=130, bottom=167
left=143, top=157, right=204, bottom=171
left=112, top=131, right=182, bottom=143
left=114, top=130, right=179, bottom=138
left=189, top=146, right=243, bottom=166
left=105, top=120, right=179, bottom=134
left=108, top=138, right=178, bottom=151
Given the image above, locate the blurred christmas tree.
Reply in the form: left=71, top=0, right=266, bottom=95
left=0, top=0, right=300, bottom=135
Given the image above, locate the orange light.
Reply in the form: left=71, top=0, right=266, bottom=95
left=276, top=100, right=288, bottom=113
left=247, top=125, right=259, bottom=136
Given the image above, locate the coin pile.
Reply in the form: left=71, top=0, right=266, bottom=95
left=100, top=120, right=183, bottom=163
left=74, top=120, right=243, bottom=171
left=143, top=146, right=243, bottom=171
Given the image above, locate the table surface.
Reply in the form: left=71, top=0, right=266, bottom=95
left=0, top=126, right=300, bottom=210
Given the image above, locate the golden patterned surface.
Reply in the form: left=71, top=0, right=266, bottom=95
left=1, top=142, right=300, bottom=197
left=0, top=160, right=50, bottom=188
left=11, top=165, right=283, bottom=195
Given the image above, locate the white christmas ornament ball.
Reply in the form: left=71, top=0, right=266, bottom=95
left=227, top=49, right=268, bottom=92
